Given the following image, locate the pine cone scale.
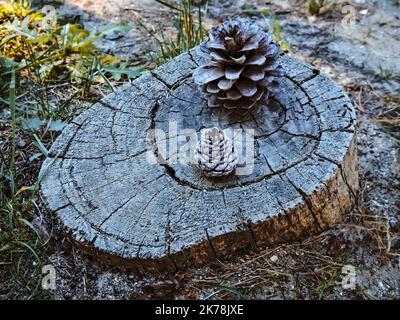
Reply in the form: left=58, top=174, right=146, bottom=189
left=235, top=79, right=257, bottom=97
left=210, top=52, right=230, bottom=63
left=217, top=78, right=235, bottom=90
left=230, top=55, right=246, bottom=64
left=242, top=66, right=265, bottom=81
left=263, top=61, right=279, bottom=71
left=207, top=82, right=220, bottom=93
left=226, top=88, right=241, bottom=100
left=246, top=54, right=266, bottom=65
left=265, top=44, right=279, bottom=57
left=240, top=38, right=260, bottom=52
left=207, top=40, right=226, bottom=50
left=249, top=88, right=265, bottom=102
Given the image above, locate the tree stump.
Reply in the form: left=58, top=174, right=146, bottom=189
left=40, top=46, right=358, bottom=272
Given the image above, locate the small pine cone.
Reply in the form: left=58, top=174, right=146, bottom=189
left=196, top=127, right=237, bottom=177
left=193, top=20, right=284, bottom=114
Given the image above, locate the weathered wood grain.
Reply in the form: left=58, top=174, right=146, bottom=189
left=40, top=46, right=358, bottom=272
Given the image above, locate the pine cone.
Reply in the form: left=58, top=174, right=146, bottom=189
left=196, top=127, right=237, bottom=177
left=193, top=20, right=284, bottom=114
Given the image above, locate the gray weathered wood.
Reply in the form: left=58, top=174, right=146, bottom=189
left=40, top=46, right=358, bottom=272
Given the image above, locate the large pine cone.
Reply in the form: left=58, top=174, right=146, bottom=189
left=196, top=127, right=237, bottom=177
left=193, top=20, right=284, bottom=114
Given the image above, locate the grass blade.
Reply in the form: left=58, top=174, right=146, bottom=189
left=214, top=285, right=250, bottom=300
left=16, top=241, right=41, bottom=263
left=9, top=68, right=16, bottom=176
left=33, top=133, right=49, bottom=158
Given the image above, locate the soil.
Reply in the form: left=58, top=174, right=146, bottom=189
left=32, top=0, right=400, bottom=299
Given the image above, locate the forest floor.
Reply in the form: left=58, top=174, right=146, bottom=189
left=2, top=0, right=400, bottom=299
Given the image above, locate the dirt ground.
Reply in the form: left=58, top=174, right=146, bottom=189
left=33, top=0, right=400, bottom=299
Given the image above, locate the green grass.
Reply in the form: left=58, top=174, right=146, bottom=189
left=0, top=68, right=50, bottom=299
left=139, top=0, right=289, bottom=64
left=0, top=0, right=145, bottom=299
left=138, top=0, right=207, bottom=64
left=261, top=11, right=290, bottom=52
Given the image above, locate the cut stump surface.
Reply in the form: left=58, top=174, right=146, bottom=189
left=40, top=46, right=358, bottom=272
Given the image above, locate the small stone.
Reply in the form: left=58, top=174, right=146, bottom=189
left=0, top=108, right=11, bottom=119
left=270, top=255, right=278, bottom=263
left=389, top=216, right=400, bottom=232
left=17, top=136, right=27, bottom=148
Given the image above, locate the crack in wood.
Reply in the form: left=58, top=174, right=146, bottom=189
left=286, top=177, right=323, bottom=231
left=315, top=152, right=358, bottom=201
left=205, top=228, right=219, bottom=260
